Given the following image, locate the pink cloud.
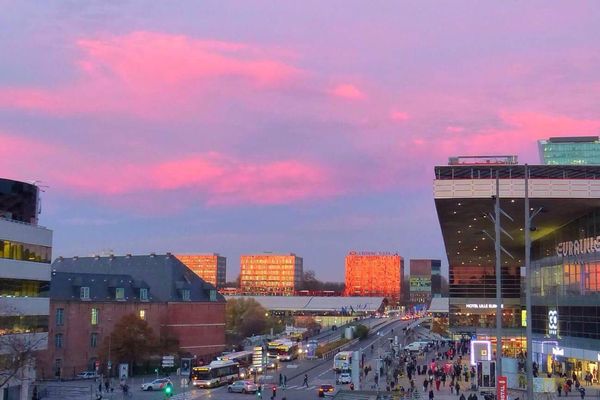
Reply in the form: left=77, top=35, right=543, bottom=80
left=0, top=31, right=302, bottom=118
left=330, top=83, right=365, bottom=100
left=390, top=111, right=410, bottom=121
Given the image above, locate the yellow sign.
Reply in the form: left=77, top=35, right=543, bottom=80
left=521, top=310, right=527, bottom=327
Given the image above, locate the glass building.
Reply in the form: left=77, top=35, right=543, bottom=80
left=538, top=136, right=600, bottom=165
left=0, top=178, right=52, bottom=398
left=175, top=253, right=226, bottom=288
left=344, top=252, right=404, bottom=303
left=240, top=253, right=303, bottom=295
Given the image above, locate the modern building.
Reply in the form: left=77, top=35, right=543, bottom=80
left=175, top=253, right=226, bottom=288
left=434, top=156, right=600, bottom=368
left=344, top=252, right=404, bottom=303
left=409, top=259, right=440, bottom=304
left=240, top=253, right=303, bottom=296
left=0, top=178, right=52, bottom=400
left=39, top=254, right=226, bottom=379
left=430, top=260, right=444, bottom=298
left=538, top=136, right=600, bottom=165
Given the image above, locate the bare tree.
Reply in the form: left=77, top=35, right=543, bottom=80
left=0, top=331, right=46, bottom=389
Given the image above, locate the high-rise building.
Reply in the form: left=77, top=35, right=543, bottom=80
left=538, top=136, right=600, bottom=165
left=175, top=253, right=226, bottom=288
left=409, top=259, right=440, bottom=303
left=434, top=156, right=600, bottom=369
left=240, top=253, right=303, bottom=295
left=430, top=260, right=444, bottom=298
left=345, top=252, right=404, bottom=302
left=0, top=178, right=52, bottom=398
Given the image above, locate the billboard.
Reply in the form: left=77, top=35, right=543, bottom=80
left=409, top=276, right=431, bottom=292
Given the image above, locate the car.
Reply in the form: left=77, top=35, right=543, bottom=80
left=76, top=371, right=98, bottom=379
left=140, top=378, right=172, bottom=391
left=266, top=360, right=278, bottom=369
left=337, top=372, right=352, bottom=384
left=227, top=380, right=258, bottom=394
left=318, top=384, right=336, bottom=397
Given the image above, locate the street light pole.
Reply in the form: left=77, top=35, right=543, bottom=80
left=524, top=164, right=535, bottom=400
left=495, top=172, right=503, bottom=378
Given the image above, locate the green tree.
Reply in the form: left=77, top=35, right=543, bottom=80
left=101, top=313, right=157, bottom=374
left=354, top=324, right=369, bottom=340
left=226, top=298, right=283, bottom=345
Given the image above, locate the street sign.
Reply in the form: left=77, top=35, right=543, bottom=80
left=162, top=355, right=175, bottom=368
left=95, top=360, right=100, bottom=371
left=180, top=358, right=192, bottom=376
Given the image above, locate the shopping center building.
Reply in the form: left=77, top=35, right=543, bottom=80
left=434, top=157, right=600, bottom=379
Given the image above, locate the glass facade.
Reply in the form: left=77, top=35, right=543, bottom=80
left=450, top=265, right=521, bottom=298
left=0, top=178, right=38, bottom=224
left=0, top=278, right=49, bottom=297
left=345, top=252, right=403, bottom=301
left=538, top=137, right=600, bottom=165
left=0, top=239, right=51, bottom=263
left=175, top=254, right=226, bottom=288
left=240, top=254, right=303, bottom=295
left=0, top=315, right=48, bottom=335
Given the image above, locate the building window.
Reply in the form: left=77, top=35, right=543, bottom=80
left=91, top=308, right=99, bottom=326
left=115, top=287, right=125, bottom=301
left=139, top=309, right=146, bottom=320
left=181, top=289, right=190, bottom=301
left=56, top=308, right=64, bottom=326
left=139, top=288, right=148, bottom=301
left=80, top=286, right=90, bottom=300
left=90, top=333, right=98, bottom=348
left=209, top=289, right=217, bottom=302
left=55, top=333, right=63, bottom=349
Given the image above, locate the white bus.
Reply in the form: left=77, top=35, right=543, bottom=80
left=333, top=351, right=353, bottom=372
left=219, top=351, right=254, bottom=368
left=267, top=340, right=299, bottom=361
left=190, top=360, right=239, bottom=388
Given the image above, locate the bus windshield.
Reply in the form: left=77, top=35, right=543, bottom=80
left=191, top=367, right=211, bottom=380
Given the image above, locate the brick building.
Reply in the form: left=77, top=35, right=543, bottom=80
left=345, top=252, right=404, bottom=303
left=38, top=254, right=226, bottom=379
left=240, top=253, right=303, bottom=295
left=175, top=253, right=226, bottom=288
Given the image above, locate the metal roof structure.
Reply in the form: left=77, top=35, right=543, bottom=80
left=225, top=295, right=385, bottom=313
left=428, top=297, right=449, bottom=314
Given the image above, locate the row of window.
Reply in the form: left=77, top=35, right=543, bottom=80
left=0, top=278, right=49, bottom=297
left=0, top=315, right=48, bottom=335
left=79, top=286, right=148, bottom=301
left=54, top=332, right=99, bottom=349
left=0, top=239, right=51, bottom=263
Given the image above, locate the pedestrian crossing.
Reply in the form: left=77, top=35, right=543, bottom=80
left=276, top=384, right=317, bottom=390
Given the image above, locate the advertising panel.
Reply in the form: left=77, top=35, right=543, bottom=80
left=497, top=376, right=508, bottom=400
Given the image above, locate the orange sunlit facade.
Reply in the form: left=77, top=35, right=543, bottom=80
left=175, top=253, right=226, bottom=288
left=240, top=253, right=303, bottom=296
left=345, top=252, right=404, bottom=302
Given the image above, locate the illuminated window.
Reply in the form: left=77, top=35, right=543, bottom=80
left=139, top=309, right=146, bottom=320
left=115, top=287, right=125, bottom=300
left=91, top=308, right=99, bottom=325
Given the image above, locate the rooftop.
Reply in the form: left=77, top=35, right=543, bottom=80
left=224, top=295, right=385, bottom=313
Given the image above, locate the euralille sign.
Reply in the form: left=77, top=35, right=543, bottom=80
left=556, top=236, right=600, bottom=257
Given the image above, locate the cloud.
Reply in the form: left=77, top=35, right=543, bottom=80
left=0, top=31, right=302, bottom=119
left=390, top=110, right=410, bottom=122
left=329, top=83, right=365, bottom=100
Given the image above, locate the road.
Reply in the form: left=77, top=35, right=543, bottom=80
left=40, top=317, right=424, bottom=400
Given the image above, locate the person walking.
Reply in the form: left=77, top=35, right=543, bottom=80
left=429, top=389, right=435, bottom=400
left=423, top=378, right=429, bottom=392
left=459, top=394, right=466, bottom=400
left=558, top=383, right=562, bottom=397
left=580, top=387, right=586, bottom=400
left=455, top=382, right=460, bottom=396
left=283, top=375, right=287, bottom=388
left=303, top=374, right=309, bottom=388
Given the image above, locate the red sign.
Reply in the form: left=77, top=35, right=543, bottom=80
left=95, top=360, right=100, bottom=370
left=497, top=376, right=508, bottom=400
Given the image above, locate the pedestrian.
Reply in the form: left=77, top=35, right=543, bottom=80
left=435, top=377, right=441, bottom=391
left=283, top=375, right=287, bottom=388
left=580, top=387, right=586, bottom=400
left=429, top=389, right=435, bottom=400
left=105, top=379, right=110, bottom=392
left=450, top=384, right=454, bottom=395
left=98, top=382, right=102, bottom=393
left=279, top=373, right=283, bottom=386
left=423, top=378, right=429, bottom=392
left=303, top=374, right=309, bottom=388
left=455, top=382, right=460, bottom=396
left=459, top=394, right=466, bottom=400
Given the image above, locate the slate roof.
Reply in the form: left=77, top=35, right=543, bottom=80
left=51, top=254, right=225, bottom=303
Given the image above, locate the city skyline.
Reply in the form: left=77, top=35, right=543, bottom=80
left=2, top=2, right=600, bottom=281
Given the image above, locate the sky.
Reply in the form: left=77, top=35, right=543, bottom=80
left=2, top=1, right=600, bottom=281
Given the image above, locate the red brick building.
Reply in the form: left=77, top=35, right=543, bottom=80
left=38, top=254, right=226, bottom=379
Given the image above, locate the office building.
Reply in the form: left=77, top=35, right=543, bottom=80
left=434, top=155, right=600, bottom=366
left=0, top=178, right=52, bottom=399
left=430, top=260, right=444, bottom=298
left=39, top=254, right=225, bottom=379
left=409, top=259, right=440, bottom=303
left=175, top=253, right=226, bottom=288
left=240, top=253, right=303, bottom=296
left=538, top=136, right=600, bottom=165
left=344, top=252, right=404, bottom=303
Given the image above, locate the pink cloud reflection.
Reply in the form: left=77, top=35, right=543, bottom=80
left=330, top=83, right=365, bottom=100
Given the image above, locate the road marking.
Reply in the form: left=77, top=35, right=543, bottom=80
left=317, top=369, right=330, bottom=377
left=285, top=385, right=298, bottom=389
left=307, top=385, right=316, bottom=390
left=286, top=364, right=299, bottom=369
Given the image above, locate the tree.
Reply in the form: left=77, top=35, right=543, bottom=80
left=100, top=313, right=157, bottom=373
left=301, top=270, right=345, bottom=292
left=225, top=298, right=283, bottom=345
left=0, top=333, right=45, bottom=389
left=353, top=324, right=369, bottom=340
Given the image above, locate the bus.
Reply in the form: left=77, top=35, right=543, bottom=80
left=219, top=350, right=253, bottom=368
left=333, top=351, right=353, bottom=372
left=190, top=360, right=239, bottom=388
left=267, top=340, right=299, bottom=361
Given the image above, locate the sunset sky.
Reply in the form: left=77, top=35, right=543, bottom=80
left=2, top=1, right=600, bottom=281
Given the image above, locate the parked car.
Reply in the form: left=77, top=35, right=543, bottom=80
left=141, top=378, right=172, bottom=391
left=76, top=371, right=98, bottom=379
left=228, top=380, right=258, bottom=394
left=337, top=372, right=352, bottom=384
left=318, top=384, right=336, bottom=397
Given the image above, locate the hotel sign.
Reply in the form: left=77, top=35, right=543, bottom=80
left=548, top=309, right=558, bottom=336
left=556, top=236, right=600, bottom=257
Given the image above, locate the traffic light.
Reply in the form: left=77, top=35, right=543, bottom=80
left=164, top=383, right=173, bottom=398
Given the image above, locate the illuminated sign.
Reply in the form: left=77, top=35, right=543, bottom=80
left=497, top=376, right=508, bottom=400
left=597, top=353, right=600, bottom=362
left=521, top=310, right=527, bottom=327
left=556, top=236, right=600, bottom=257
left=466, top=304, right=504, bottom=309
left=548, top=309, right=558, bottom=336
left=470, top=340, right=492, bottom=366
left=410, top=276, right=431, bottom=292
left=552, top=347, right=564, bottom=356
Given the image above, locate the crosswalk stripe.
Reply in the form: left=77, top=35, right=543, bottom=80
left=285, top=385, right=298, bottom=389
